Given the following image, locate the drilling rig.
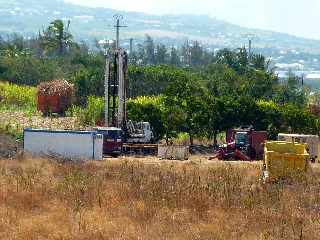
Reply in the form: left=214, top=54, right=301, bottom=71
left=103, top=16, right=154, bottom=146
left=104, top=48, right=154, bottom=145
left=104, top=48, right=128, bottom=130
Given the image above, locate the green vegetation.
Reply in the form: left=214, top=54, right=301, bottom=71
left=0, top=81, right=37, bottom=116
left=0, top=82, right=81, bottom=139
left=40, top=19, right=75, bottom=56
left=71, top=96, right=104, bottom=126
left=1, top=19, right=319, bottom=144
left=0, top=82, right=35, bottom=139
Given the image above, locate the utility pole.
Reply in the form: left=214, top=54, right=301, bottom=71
left=129, top=38, right=133, bottom=54
left=113, top=14, right=127, bottom=49
left=248, top=39, right=252, bottom=60
left=185, top=39, right=191, bottom=66
left=242, top=34, right=256, bottom=61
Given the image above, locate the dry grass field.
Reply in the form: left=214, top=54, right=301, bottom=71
left=0, top=156, right=320, bottom=240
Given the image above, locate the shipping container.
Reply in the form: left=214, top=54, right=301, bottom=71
left=24, top=129, right=103, bottom=160
left=278, top=133, right=319, bottom=162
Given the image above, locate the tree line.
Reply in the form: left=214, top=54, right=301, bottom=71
left=0, top=19, right=317, bottom=144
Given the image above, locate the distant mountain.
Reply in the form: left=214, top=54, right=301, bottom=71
left=1, top=0, right=320, bottom=71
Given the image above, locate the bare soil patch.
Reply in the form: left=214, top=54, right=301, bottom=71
left=0, top=133, right=21, bottom=158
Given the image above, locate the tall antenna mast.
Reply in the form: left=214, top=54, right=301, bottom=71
left=113, top=14, right=127, bottom=49
left=241, top=33, right=257, bottom=61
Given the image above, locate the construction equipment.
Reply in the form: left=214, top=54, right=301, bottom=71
left=216, top=126, right=267, bottom=161
left=103, top=18, right=155, bottom=152
left=94, top=127, right=123, bottom=157
left=104, top=48, right=154, bottom=146
left=126, top=120, right=154, bottom=144
left=278, top=133, right=320, bottom=163
left=262, top=141, right=309, bottom=182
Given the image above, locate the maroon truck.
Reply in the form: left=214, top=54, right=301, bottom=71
left=216, top=126, right=268, bottom=161
left=94, top=127, right=123, bottom=157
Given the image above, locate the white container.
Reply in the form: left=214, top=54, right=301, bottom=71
left=158, top=145, right=190, bottom=160
left=24, top=129, right=103, bottom=161
left=278, top=133, right=320, bottom=161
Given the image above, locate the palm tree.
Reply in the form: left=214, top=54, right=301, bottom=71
left=251, top=54, right=270, bottom=71
left=41, top=19, right=74, bottom=55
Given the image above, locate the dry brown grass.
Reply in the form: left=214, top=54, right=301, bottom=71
left=0, top=156, right=320, bottom=239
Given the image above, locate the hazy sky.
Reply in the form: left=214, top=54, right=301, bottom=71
left=65, top=0, right=320, bottom=39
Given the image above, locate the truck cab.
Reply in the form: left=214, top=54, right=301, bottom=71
left=235, top=132, right=249, bottom=148
left=94, top=127, right=123, bottom=157
left=220, top=126, right=267, bottom=160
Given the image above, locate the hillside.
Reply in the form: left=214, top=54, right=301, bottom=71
left=1, top=0, right=320, bottom=50
left=1, top=0, right=320, bottom=70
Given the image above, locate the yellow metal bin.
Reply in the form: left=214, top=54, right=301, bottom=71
left=263, top=141, right=309, bottom=181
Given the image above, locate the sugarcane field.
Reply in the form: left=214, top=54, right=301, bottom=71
left=1, top=4, right=320, bottom=239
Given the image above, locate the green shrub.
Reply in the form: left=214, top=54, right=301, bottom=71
left=0, top=81, right=36, bottom=108
left=71, top=95, right=166, bottom=140
left=0, top=55, right=60, bottom=86
left=0, top=121, right=23, bottom=140
left=71, top=96, right=104, bottom=125
left=71, top=68, right=104, bottom=105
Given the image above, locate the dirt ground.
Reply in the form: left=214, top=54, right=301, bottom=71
left=0, top=133, right=22, bottom=159
left=0, top=111, right=82, bottom=131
